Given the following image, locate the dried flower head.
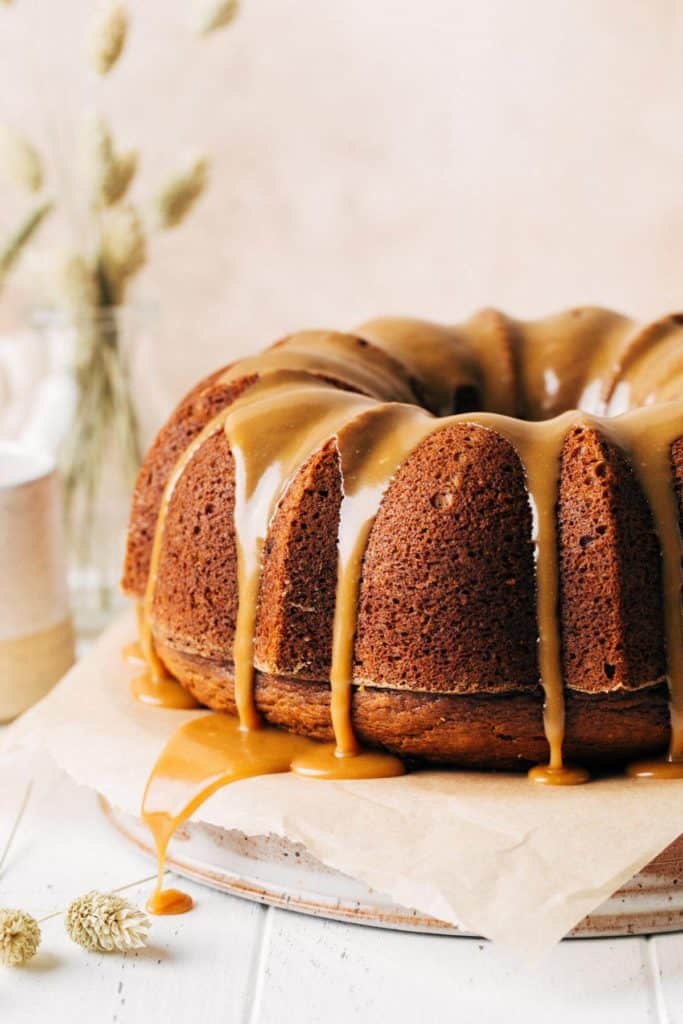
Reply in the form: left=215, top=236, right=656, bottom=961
left=0, top=909, right=41, bottom=967
left=90, top=2, right=128, bottom=75
left=55, top=253, right=99, bottom=312
left=87, top=115, right=137, bottom=208
left=65, top=892, right=150, bottom=953
left=196, top=0, right=239, bottom=34
left=99, top=203, right=146, bottom=301
left=114, top=149, right=137, bottom=197
left=0, top=126, right=43, bottom=193
left=155, top=156, right=208, bottom=229
left=0, top=201, right=52, bottom=288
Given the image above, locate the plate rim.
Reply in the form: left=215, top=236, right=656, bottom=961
left=101, top=798, right=683, bottom=940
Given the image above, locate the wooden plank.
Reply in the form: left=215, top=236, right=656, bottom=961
left=649, top=933, right=683, bottom=1023
left=252, top=910, right=657, bottom=1024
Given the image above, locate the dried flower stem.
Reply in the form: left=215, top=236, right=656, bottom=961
left=0, top=202, right=52, bottom=288
left=0, top=780, right=33, bottom=877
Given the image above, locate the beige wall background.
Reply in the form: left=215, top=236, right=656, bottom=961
left=2, top=0, right=683, bottom=439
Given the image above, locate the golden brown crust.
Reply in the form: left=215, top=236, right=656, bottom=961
left=354, top=422, right=538, bottom=695
left=156, top=641, right=670, bottom=770
left=674, top=437, right=683, bottom=525
left=151, top=431, right=239, bottom=658
left=254, top=442, right=342, bottom=679
left=122, top=366, right=252, bottom=598
left=558, top=426, right=666, bottom=693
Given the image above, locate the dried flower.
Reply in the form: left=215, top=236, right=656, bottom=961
left=55, top=253, right=99, bottom=312
left=99, top=203, right=146, bottom=301
left=65, top=892, right=150, bottom=953
left=196, top=0, right=239, bottom=34
left=87, top=115, right=137, bottom=208
left=0, top=201, right=52, bottom=288
left=90, top=2, right=128, bottom=75
left=154, top=156, right=208, bottom=228
left=0, top=126, right=43, bottom=192
left=0, top=909, right=41, bottom=967
left=110, top=148, right=137, bottom=200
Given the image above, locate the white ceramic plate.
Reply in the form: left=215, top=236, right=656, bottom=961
left=103, top=799, right=683, bottom=938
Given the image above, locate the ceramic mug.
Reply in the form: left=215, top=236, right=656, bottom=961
left=0, top=442, right=75, bottom=721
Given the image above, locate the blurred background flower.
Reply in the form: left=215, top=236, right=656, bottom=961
left=2, top=0, right=682, bottom=447
left=0, top=0, right=229, bottom=630
left=1, top=0, right=683, bottom=627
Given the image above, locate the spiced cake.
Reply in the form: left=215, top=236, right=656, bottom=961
left=122, top=308, right=683, bottom=772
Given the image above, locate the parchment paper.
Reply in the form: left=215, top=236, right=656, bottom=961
left=3, top=610, right=683, bottom=956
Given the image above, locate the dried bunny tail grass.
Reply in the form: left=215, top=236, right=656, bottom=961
left=65, top=892, right=150, bottom=953
left=87, top=114, right=137, bottom=208
left=196, top=0, right=239, bottom=34
left=0, top=126, right=43, bottom=193
left=55, top=253, right=100, bottom=312
left=154, top=156, right=208, bottom=228
left=99, top=203, right=146, bottom=302
left=114, top=149, right=138, bottom=199
left=0, top=201, right=52, bottom=287
left=90, top=2, right=128, bottom=75
left=0, top=909, right=41, bottom=967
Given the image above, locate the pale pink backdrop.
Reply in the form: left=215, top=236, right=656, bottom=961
left=1, top=0, right=682, bottom=442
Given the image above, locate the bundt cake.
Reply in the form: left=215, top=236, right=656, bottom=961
left=122, top=308, right=683, bottom=777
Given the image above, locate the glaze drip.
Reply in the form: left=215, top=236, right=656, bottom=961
left=141, top=712, right=404, bottom=911
left=328, top=403, right=436, bottom=756
left=456, top=411, right=592, bottom=781
left=224, top=371, right=379, bottom=731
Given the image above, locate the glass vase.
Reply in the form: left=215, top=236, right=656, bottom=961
left=30, top=306, right=153, bottom=639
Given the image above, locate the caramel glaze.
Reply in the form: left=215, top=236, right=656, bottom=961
left=130, top=310, right=683, bottom=911
left=146, top=889, right=194, bottom=916
left=129, top=578, right=199, bottom=709
left=133, top=566, right=200, bottom=710
left=122, top=641, right=145, bottom=666
left=221, top=331, right=417, bottom=405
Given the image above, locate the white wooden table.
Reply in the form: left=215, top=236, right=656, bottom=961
left=1, top=742, right=683, bottom=1023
